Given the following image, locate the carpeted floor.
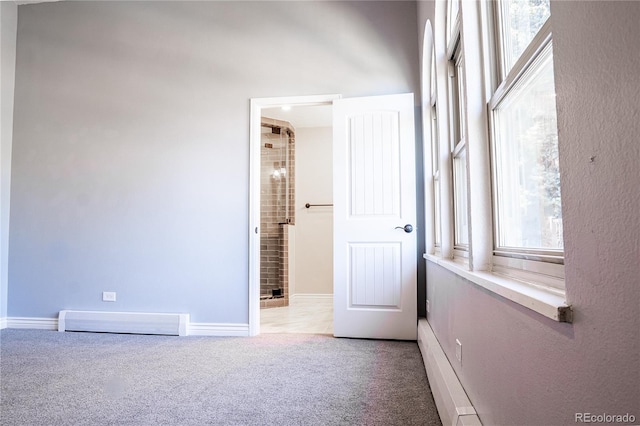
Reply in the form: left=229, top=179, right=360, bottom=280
left=0, top=329, right=442, bottom=426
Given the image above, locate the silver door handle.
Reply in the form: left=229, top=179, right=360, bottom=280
left=395, top=224, right=413, bottom=233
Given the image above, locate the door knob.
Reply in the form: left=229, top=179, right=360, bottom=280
left=395, top=224, right=413, bottom=233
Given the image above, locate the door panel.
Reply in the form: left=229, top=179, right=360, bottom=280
left=333, top=93, right=417, bottom=340
left=348, top=112, right=400, bottom=217
left=349, top=243, right=401, bottom=308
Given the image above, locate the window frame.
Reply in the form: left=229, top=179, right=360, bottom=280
left=447, top=0, right=461, bottom=47
left=423, top=0, right=570, bottom=322
left=448, top=38, right=470, bottom=256
left=488, top=10, right=564, bottom=280
left=431, top=103, right=441, bottom=249
left=427, top=26, right=441, bottom=252
left=422, top=20, right=442, bottom=257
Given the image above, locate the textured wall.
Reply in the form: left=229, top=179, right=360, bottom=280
left=8, top=1, right=419, bottom=323
left=416, top=0, right=640, bottom=424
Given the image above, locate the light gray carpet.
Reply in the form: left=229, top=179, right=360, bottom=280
left=1, top=329, right=442, bottom=426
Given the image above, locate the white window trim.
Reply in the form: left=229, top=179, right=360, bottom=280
left=421, top=0, right=571, bottom=323
left=422, top=20, right=441, bottom=257
left=452, top=146, right=469, bottom=253
left=447, top=0, right=461, bottom=49
left=448, top=37, right=470, bottom=256
left=431, top=103, right=442, bottom=252
left=492, top=255, right=564, bottom=292
left=425, top=253, right=571, bottom=322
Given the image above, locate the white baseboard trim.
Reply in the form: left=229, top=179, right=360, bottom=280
left=5, top=316, right=249, bottom=338
left=417, top=319, right=482, bottom=426
left=188, top=322, right=249, bottom=337
left=0, top=317, right=7, bottom=330
left=7, top=317, right=58, bottom=330
left=290, top=293, right=333, bottom=303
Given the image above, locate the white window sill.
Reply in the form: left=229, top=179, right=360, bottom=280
left=424, top=254, right=572, bottom=323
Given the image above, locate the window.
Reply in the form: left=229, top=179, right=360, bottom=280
left=428, top=35, right=441, bottom=249
left=423, top=0, right=568, bottom=321
left=493, top=44, right=561, bottom=254
left=497, top=0, right=550, bottom=75
left=449, top=42, right=469, bottom=252
left=447, top=0, right=460, bottom=45
left=431, top=104, right=441, bottom=248
left=422, top=21, right=441, bottom=254
left=490, top=0, right=563, bottom=266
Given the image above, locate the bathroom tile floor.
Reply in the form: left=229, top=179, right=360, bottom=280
left=260, top=298, right=333, bottom=335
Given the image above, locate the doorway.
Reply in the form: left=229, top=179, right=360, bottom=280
left=249, top=94, right=341, bottom=336
left=250, top=93, right=418, bottom=339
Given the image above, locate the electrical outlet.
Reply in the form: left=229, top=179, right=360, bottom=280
left=455, top=339, right=462, bottom=364
left=426, top=300, right=430, bottom=313
left=102, top=291, right=116, bottom=302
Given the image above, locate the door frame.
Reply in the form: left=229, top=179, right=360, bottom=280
left=248, top=94, right=341, bottom=336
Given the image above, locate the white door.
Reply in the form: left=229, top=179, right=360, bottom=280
left=333, top=93, right=417, bottom=340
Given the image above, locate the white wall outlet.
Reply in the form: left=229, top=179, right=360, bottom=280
left=102, top=291, right=116, bottom=302
left=426, top=299, right=430, bottom=313
left=455, top=339, right=462, bottom=364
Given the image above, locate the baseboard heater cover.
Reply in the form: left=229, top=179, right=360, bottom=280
left=58, top=310, right=189, bottom=336
left=418, top=319, right=482, bottom=426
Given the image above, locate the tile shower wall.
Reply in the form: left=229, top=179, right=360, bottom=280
left=260, top=118, right=295, bottom=308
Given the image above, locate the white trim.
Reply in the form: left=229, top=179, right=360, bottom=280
left=249, top=94, right=341, bottom=337
left=188, top=322, right=249, bottom=337
left=6, top=317, right=58, bottom=330
left=425, top=254, right=572, bottom=322
left=460, top=0, right=492, bottom=272
left=492, top=255, right=564, bottom=291
left=0, top=317, right=7, bottom=329
left=289, top=293, right=333, bottom=304
left=4, top=316, right=250, bottom=337
left=481, top=0, right=500, bottom=96
left=418, top=319, right=482, bottom=426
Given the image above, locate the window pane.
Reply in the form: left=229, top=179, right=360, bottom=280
left=431, top=105, right=439, bottom=172
left=494, top=45, right=562, bottom=251
left=448, top=64, right=460, bottom=150
left=430, top=48, right=437, bottom=100
left=453, top=150, right=469, bottom=247
left=448, top=0, right=460, bottom=42
left=456, top=59, right=466, bottom=142
left=434, top=177, right=441, bottom=247
left=501, top=0, right=550, bottom=72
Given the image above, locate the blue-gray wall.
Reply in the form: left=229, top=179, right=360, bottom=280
left=8, top=1, right=420, bottom=323
left=1, top=1, right=17, bottom=323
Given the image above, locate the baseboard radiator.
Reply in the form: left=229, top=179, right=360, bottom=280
left=58, top=310, right=189, bottom=336
left=417, top=319, right=482, bottom=426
